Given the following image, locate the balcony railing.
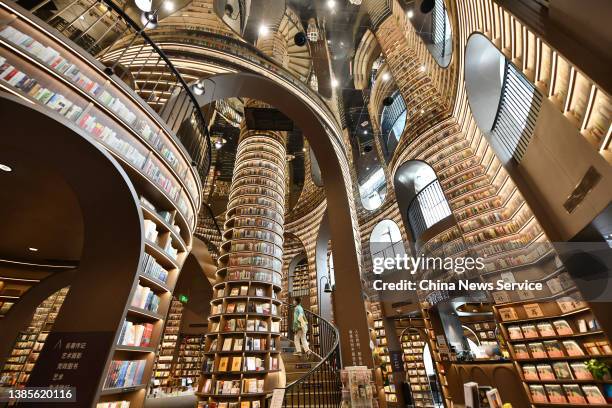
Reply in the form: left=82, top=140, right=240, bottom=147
left=20, top=0, right=211, bottom=182
left=491, top=60, right=542, bottom=163
left=407, top=179, right=452, bottom=240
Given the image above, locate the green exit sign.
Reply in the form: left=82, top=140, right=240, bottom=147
left=178, top=294, right=189, bottom=303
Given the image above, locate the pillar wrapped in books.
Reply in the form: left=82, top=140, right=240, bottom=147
left=197, top=124, right=286, bottom=408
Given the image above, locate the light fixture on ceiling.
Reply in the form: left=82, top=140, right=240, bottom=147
left=193, top=81, right=205, bottom=95
left=331, top=78, right=339, bottom=88
left=363, top=130, right=368, bottom=134
left=382, top=72, right=390, bottom=81
left=420, top=64, right=426, bottom=72
left=0, top=163, right=12, bottom=172
left=140, top=11, right=158, bottom=28
left=163, top=1, right=173, bottom=11
left=302, top=147, right=307, bottom=152
left=420, top=0, right=435, bottom=14
left=349, top=0, right=362, bottom=4
left=407, top=10, right=414, bottom=18
left=28, top=247, right=39, bottom=252
left=212, top=135, right=227, bottom=149
left=258, top=24, right=269, bottom=36
left=135, top=0, right=152, bottom=12
left=294, top=32, right=307, bottom=46
left=366, top=166, right=370, bottom=170
left=327, top=0, right=336, bottom=10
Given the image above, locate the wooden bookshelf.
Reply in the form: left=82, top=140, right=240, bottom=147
left=148, top=298, right=183, bottom=397
left=485, top=251, right=612, bottom=407
left=0, top=288, right=68, bottom=390
left=401, top=328, right=437, bottom=408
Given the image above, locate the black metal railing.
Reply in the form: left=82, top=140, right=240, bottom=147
left=407, top=179, right=452, bottom=240
left=19, top=0, right=211, bottom=182
left=491, top=60, right=542, bottom=163
left=194, top=202, right=223, bottom=260
left=277, top=303, right=342, bottom=407
left=429, top=0, right=451, bottom=65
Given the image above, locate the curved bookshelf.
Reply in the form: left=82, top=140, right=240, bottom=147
left=0, top=4, right=202, bottom=407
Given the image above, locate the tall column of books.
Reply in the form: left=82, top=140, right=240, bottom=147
left=197, top=128, right=286, bottom=408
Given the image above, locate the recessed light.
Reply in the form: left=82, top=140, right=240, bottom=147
left=382, top=72, right=390, bottom=81
left=331, top=78, right=339, bottom=88
left=28, top=247, right=38, bottom=252
left=363, top=130, right=368, bottom=134
left=164, top=1, right=173, bottom=11
left=302, top=147, right=306, bottom=152
left=407, top=10, right=414, bottom=18
left=0, top=164, right=11, bottom=172
left=259, top=24, right=269, bottom=35
left=327, top=0, right=336, bottom=9
left=420, top=65, right=426, bottom=72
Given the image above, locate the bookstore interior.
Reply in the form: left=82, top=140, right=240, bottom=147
left=0, top=0, right=611, bottom=407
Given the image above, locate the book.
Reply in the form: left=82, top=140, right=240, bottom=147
left=536, top=364, right=555, bottom=380
left=507, top=326, right=523, bottom=339
left=231, top=357, right=242, bottom=371
left=596, top=341, right=611, bottom=354
left=577, top=319, right=588, bottom=333
left=552, top=320, right=573, bottom=335
left=536, top=322, right=556, bottom=337
left=463, top=382, right=478, bottom=408
left=498, top=307, right=518, bottom=321
left=545, top=384, right=566, bottom=403
left=528, top=343, right=547, bottom=358
left=233, top=338, right=243, bottom=351
left=544, top=340, right=565, bottom=357
left=570, top=362, right=593, bottom=380
left=513, top=344, right=530, bottom=359
left=486, top=389, right=503, bottom=408
left=521, top=325, right=539, bottom=339
left=222, top=338, right=233, bottom=351
left=523, top=303, right=543, bottom=318
left=218, top=357, right=229, bottom=371
left=563, top=384, right=586, bottom=404
left=240, top=285, right=248, bottom=296
left=584, top=342, right=601, bottom=355
left=562, top=340, right=584, bottom=356
left=552, top=362, right=573, bottom=379
left=522, top=365, right=539, bottom=380
left=529, top=385, right=548, bottom=403
left=582, top=385, right=606, bottom=404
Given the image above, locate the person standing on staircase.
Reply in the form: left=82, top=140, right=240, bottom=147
left=292, top=297, right=311, bottom=357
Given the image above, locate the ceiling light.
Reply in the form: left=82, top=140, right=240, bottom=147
left=327, top=39, right=331, bottom=44
left=164, top=1, right=173, bottom=11
left=366, top=167, right=370, bottom=170
left=421, top=109, right=425, bottom=114
left=259, top=25, right=269, bottom=36
left=407, top=10, right=414, bottom=18
left=382, top=72, right=390, bottom=81
left=193, top=81, right=205, bottom=95
left=331, top=78, right=339, bottom=88
left=28, top=247, right=38, bottom=252
left=420, top=65, right=426, bottom=72
left=302, top=147, right=307, bottom=152
left=0, top=164, right=11, bottom=172
left=363, top=130, right=368, bottom=134
left=79, top=15, right=85, bottom=20
left=327, top=0, right=336, bottom=9
left=135, top=0, right=152, bottom=12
